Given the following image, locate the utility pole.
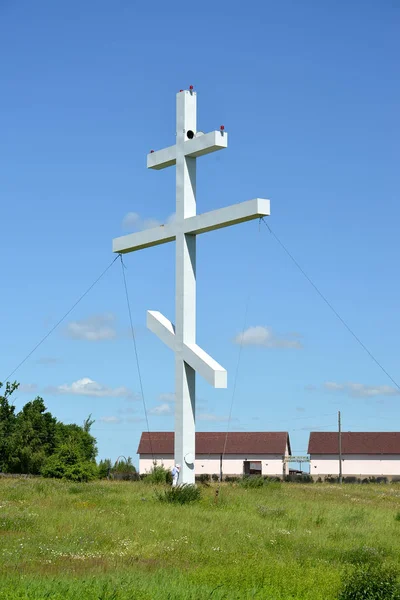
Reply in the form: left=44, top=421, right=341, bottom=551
left=338, top=410, right=343, bottom=484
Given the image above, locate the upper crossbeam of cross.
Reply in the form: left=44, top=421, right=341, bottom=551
left=113, top=88, right=270, bottom=390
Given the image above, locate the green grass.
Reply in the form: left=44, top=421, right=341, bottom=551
left=0, top=478, right=400, bottom=599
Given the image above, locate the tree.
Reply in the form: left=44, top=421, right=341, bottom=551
left=0, top=382, right=18, bottom=472
left=7, top=397, right=57, bottom=474
left=41, top=416, right=98, bottom=481
left=113, top=456, right=136, bottom=474
left=0, top=383, right=99, bottom=480
left=56, top=421, right=97, bottom=462
left=83, top=414, right=95, bottom=433
left=98, top=458, right=112, bottom=479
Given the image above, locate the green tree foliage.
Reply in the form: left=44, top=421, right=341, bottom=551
left=0, top=382, right=98, bottom=480
left=0, top=382, right=18, bottom=472
left=143, top=464, right=173, bottom=484
left=98, top=458, right=112, bottom=479
left=41, top=443, right=98, bottom=482
left=113, top=456, right=136, bottom=474
left=83, top=414, right=95, bottom=433
left=7, top=397, right=58, bottom=474
left=109, top=456, right=138, bottom=480
left=56, top=422, right=97, bottom=462
left=41, top=414, right=98, bottom=481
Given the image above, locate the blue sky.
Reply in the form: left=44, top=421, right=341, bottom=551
left=1, top=1, right=399, bottom=466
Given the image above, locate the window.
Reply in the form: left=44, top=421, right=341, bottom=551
left=244, top=460, right=262, bottom=475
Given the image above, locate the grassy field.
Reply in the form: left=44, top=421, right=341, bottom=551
left=0, top=478, right=400, bottom=599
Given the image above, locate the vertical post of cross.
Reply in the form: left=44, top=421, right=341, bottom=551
left=175, top=89, right=197, bottom=484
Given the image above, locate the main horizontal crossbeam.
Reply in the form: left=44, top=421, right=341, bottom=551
left=113, top=198, right=270, bottom=254
left=147, top=131, right=228, bottom=170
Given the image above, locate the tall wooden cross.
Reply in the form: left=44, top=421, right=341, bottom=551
left=113, top=88, right=270, bottom=484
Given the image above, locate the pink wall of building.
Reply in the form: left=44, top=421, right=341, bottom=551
left=310, top=454, right=400, bottom=477
left=139, top=444, right=290, bottom=477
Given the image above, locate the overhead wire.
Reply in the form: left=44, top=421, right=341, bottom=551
left=2, top=254, right=120, bottom=383
left=220, top=290, right=251, bottom=468
left=217, top=225, right=262, bottom=491
left=119, top=255, right=155, bottom=463
left=260, top=218, right=400, bottom=393
left=5, top=214, right=397, bottom=472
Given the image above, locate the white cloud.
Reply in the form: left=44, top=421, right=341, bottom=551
left=122, top=212, right=140, bottom=230
left=98, top=416, right=122, bottom=424
left=150, top=403, right=172, bottom=416
left=143, top=218, right=162, bottom=229
left=65, top=314, right=117, bottom=342
left=234, top=326, right=302, bottom=349
left=324, top=382, right=344, bottom=391
left=47, top=378, right=134, bottom=399
left=158, top=393, right=175, bottom=403
left=323, top=381, right=400, bottom=398
left=19, top=384, right=38, bottom=393
left=122, top=212, right=176, bottom=232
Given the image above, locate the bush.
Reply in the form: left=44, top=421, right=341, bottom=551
left=41, top=443, right=98, bottom=482
left=338, top=564, right=400, bottom=600
left=143, top=464, right=172, bottom=485
left=344, top=477, right=360, bottom=484
left=240, top=476, right=264, bottom=488
left=63, top=462, right=99, bottom=482
left=224, top=476, right=239, bottom=483
left=285, top=474, right=313, bottom=483
left=196, top=473, right=210, bottom=483
left=377, top=477, right=388, bottom=484
left=212, top=474, right=219, bottom=482
left=42, top=455, right=98, bottom=482
left=156, top=484, right=201, bottom=505
left=325, top=476, right=339, bottom=483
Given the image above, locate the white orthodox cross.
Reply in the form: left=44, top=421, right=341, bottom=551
left=113, top=88, right=270, bottom=484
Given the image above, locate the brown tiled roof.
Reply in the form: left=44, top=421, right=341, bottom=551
left=137, top=432, right=290, bottom=455
left=308, top=432, right=400, bottom=455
